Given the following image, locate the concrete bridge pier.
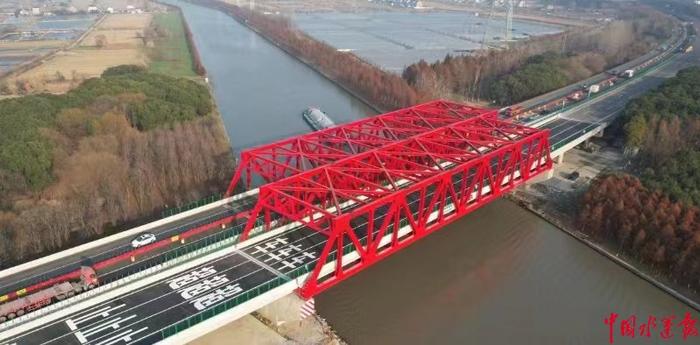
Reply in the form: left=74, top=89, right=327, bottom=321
left=595, top=127, right=604, bottom=138
left=555, top=152, right=565, bottom=165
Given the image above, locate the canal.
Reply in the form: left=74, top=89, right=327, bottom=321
left=172, top=1, right=692, bottom=344
left=167, top=0, right=375, bottom=150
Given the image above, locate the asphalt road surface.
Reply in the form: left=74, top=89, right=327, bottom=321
left=0, top=228, right=326, bottom=345
left=558, top=32, right=699, bottom=126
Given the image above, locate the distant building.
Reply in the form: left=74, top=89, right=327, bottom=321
left=87, top=6, right=99, bottom=13
left=31, top=7, right=40, bottom=15
left=415, top=1, right=430, bottom=9
left=518, top=0, right=540, bottom=8
left=106, top=7, right=114, bottom=13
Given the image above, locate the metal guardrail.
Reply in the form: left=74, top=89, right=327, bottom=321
left=161, top=194, right=223, bottom=218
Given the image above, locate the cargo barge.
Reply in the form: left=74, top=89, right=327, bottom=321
left=302, top=107, right=335, bottom=131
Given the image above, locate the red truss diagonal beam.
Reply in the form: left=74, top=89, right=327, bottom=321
left=225, top=100, right=495, bottom=195
left=240, top=106, right=552, bottom=298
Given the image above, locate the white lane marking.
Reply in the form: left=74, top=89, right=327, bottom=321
left=72, top=304, right=126, bottom=326
left=95, top=327, right=148, bottom=345
left=83, top=234, right=326, bottom=344
left=75, top=332, right=88, bottom=344
left=249, top=238, right=288, bottom=256
left=83, top=314, right=137, bottom=337
left=71, top=306, right=112, bottom=324
left=238, top=249, right=289, bottom=280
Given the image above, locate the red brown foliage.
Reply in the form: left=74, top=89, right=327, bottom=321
left=579, top=174, right=700, bottom=288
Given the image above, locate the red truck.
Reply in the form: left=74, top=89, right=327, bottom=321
left=0, top=266, right=98, bottom=323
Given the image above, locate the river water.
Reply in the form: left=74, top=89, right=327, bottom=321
left=172, top=1, right=692, bottom=344
left=169, top=0, right=375, bottom=151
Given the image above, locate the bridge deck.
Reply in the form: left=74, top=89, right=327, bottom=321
left=542, top=118, right=597, bottom=152
left=4, top=151, right=535, bottom=344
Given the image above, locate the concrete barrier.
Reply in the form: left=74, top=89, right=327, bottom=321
left=0, top=189, right=258, bottom=280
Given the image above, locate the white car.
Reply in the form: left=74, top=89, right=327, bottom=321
left=131, top=233, right=157, bottom=248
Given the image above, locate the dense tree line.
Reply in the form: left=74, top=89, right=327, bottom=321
left=578, top=68, right=700, bottom=292
left=180, top=10, right=207, bottom=76
left=640, top=151, right=700, bottom=207
left=0, top=66, right=233, bottom=267
left=623, top=67, right=700, bottom=152
left=0, top=65, right=212, bottom=191
left=403, top=8, right=675, bottom=104
left=618, top=67, right=700, bottom=205
left=487, top=53, right=571, bottom=104
left=193, top=0, right=422, bottom=111
left=579, top=174, right=700, bottom=290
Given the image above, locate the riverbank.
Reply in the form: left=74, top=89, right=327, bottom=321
left=153, top=2, right=206, bottom=77
left=510, top=145, right=700, bottom=312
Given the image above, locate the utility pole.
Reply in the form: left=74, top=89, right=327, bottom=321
left=505, top=0, right=514, bottom=42
left=480, top=0, right=497, bottom=50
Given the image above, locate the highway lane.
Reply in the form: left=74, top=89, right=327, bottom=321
left=559, top=32, right=699, bottom=126
left=0, top=228, right=321, bottom=344
left=542, top=118, right=593, bottom=149
left=0, top=195, right=258, bottom=299
left=515, top=25, right=686, bottom=111
left=2, top=228, right=326, bottom=345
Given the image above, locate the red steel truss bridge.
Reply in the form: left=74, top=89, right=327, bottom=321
left=229, top=100, right=552, bottom=297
